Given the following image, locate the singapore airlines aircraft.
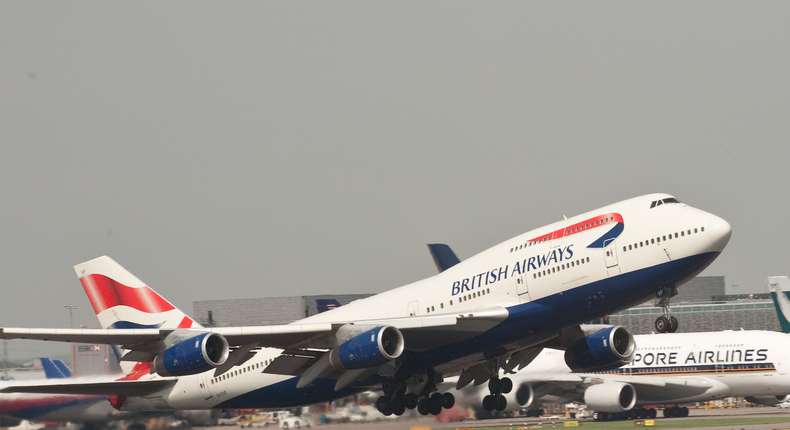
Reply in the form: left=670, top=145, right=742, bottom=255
left=0, top=194, right=731, bottom=416
left=444, top=329, right=790, bottom=421
left=444, top=277, right=790, bottom=421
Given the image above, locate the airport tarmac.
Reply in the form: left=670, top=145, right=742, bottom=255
left=261, top=407, right=790, bottom=430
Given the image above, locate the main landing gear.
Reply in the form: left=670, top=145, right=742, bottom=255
left=481, top=376, right=513, bottom=412
left=654, top=290, right=679, bottom=333
left=375, top=377, right=455, bottom=417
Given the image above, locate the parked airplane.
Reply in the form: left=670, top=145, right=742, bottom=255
left=0, top=194, right=731, bottom=417
left=0, top=359, right=120, bottom=423
left=444, top=276, right=790, bottom=421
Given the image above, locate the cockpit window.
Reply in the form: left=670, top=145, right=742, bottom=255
left=650, top=197, right=681, bottom=208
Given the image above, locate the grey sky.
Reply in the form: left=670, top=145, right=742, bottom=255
left=1, top=2, right=789, bottom=360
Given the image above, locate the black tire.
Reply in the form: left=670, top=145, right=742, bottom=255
left=482, top=395, right=495, bottom=411
left=404, top=393, right=418, bottom=409
left=655, top=316, right=669, bottom=333
left=680, top=407, right=689, bottom=417
left=500, top=377, right=513, bottom=394
left=663, top=407, right=672, bottom=418
left=417, top=398, right=431, bottom=415
left=394, top=379, right=407, bottom=394
left=376, top=396, right=393, bottom=416
left=442, top=392, right=455, bottom=409
left=429, top=394, right=443, bottom=415
left=381, top=379, right=395, bottom=396
left=488, top=378, right=500, bottom=394
left=647, top=408, right=657, bottom=419
left=494, top=395, right=507, bottom=411
left=393, top=398, right=406, bottom=416
left=668, top=316, right=679, bottom=333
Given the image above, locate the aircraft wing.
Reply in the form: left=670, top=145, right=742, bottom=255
left=0, top=379, right=176, bottom=396
left=0, top=307, right=505, bottom=353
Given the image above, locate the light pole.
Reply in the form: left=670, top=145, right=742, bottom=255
left=63, top=305, right=76, bottom=328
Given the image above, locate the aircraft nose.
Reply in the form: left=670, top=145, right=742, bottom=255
left=706, top=215, right=732, bottom=252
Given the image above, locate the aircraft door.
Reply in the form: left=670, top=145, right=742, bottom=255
left=604, top=238, right=619, bottom=268
left=515, top=274, right=529, bottom=298
left=197, top=373, right=212, bottom=400
left=408, top=301, right=419, bottom=316
left=779, top=356, right=787, bottom=375
left=550, top=220, right=570, bottom=249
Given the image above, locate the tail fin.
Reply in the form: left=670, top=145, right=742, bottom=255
left=40, top=358, right=70, bottom=379
left=427, top=243, right=461, bottom=273
left=75, top=256, right=201, bottom=330
left=768, top=276, right=790, bottom=334
left=53, top=360, right=72, bottom=378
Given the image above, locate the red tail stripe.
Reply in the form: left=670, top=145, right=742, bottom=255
left=80, top=273, right=175, bottom=315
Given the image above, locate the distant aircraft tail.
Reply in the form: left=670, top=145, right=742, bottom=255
left=427, top=243, right=461, bottom=273
left=40, top=358, right=71, bottom=379
left=74, top=256, right=202, bottom=330
left=768, top=276, right=790, bottom=334
left=315, top=299, right=341, bottom=313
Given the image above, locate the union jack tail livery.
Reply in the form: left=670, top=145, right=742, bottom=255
left=76, top=256, right=201, bottom=331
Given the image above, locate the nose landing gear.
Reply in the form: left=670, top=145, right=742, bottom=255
left=655, top=286, right=679, bottom=333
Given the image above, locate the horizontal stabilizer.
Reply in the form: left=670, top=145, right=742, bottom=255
left=0, top=379, right=176, bottom=396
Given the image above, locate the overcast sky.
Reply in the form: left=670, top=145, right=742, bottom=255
left=1, top=2, right=789, bottom=360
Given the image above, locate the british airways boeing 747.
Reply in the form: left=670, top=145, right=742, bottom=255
left=0, top=194, right=730, bottom=416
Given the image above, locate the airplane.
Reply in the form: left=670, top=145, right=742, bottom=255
left=0, top=193, right=731, bottom=417
left=443, top=276, right=790, bottom=421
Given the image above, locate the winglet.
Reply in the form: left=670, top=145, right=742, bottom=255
left=768, top=276, right=790, bottom=334
left=427, top=244, right=461, bottom=273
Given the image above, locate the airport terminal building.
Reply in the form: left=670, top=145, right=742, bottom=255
left=193, top=277, right=782, bottom=334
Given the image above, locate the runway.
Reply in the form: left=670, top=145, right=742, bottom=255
left=294, top=406, right=790, bottom=430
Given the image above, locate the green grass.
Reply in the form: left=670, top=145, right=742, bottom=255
left=436, top=416, right=790, bottom=430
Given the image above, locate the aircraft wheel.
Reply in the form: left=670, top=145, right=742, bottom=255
left=442, top=392, right=455, bottom=409
left=655, top=316, right=669, bottom=333
left=417, top=398, right=431, bottom=415
left=647, top=408, right=657, bottom=419
left=680, top=407, right=689, bottom=417
left=663, top=407, right=673, bottom=418
left=429, top=393, right=443, bottom=415
left=392, top=397, right=406, bottom=416
left=482, top=395, right=495, bottom=411
left=376, top=396, right=393, bottom=416
left=592, top=412, right=600, bottom=421
left=668, top=316, right=679, bottom=333
left=500, top=377, right=513, bottom=394
left=488, top=378, right=500, bottom=394
left=381, top=379, right=395, bottom=396
left=494, top=395, right=507, bottom=411
left=394, top=379, right=407, bottom=394
left=404, top=393, right=418, bottom=409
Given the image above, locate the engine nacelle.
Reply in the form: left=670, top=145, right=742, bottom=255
left=745, top=395, right=790, bottom=405
left=584, top=382, right=636, bottom=412
left=564, top=326, right=635, bottom=372
left=153, top=332, right=229, bottom=377
left=329, top=325, right=404, bottom=370
left=502, top=382, right=534, bottom=412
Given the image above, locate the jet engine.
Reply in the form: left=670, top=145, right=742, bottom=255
left=564, top=326, right=635, bottom=372
left=153, top=332, right=229, bottom=377
left=329, top=325, right=404, bottom=370
left=745, top=395, right=790, bottom=405
left=584, top=382, right=636, bottom=412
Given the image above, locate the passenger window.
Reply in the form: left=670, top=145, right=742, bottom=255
left=688, top=230, right=691, bottom=235
left=681, top=231, right=684, bottom=237
left=674, top=233, right=678, bottom=238
left=694, top=228, right=698, bottom=233
left=701, top=227, right=705, bottom=232
left=623, top=246, right=626, bottom=252
left=651, top=239, right=655, bottom=244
